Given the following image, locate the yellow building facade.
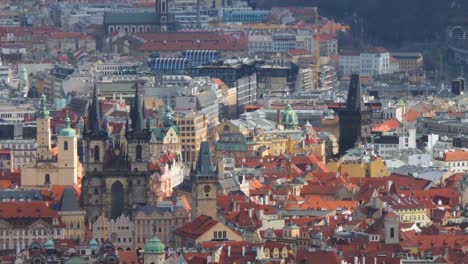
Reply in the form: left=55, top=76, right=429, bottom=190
left=327, top=156, right=389, bottom=178
left=21, top=96, right=83, bottom=188
left=176, top=112, right=208, bottom=163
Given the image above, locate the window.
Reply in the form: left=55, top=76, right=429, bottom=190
left=214, top=232, right=217, bottom=239
left=45, top=174, right=50, bottom=184
left=94, top=145, right=100, bottom=161
left=390, top=227, right=395, bottom=239
left=136, top=145, right=142, bottom=161
left=64, top=141, right=68, bottom=150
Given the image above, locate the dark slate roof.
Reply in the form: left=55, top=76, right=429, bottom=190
left=374, top=135, right=399, bottom=144
left=0, top=189, right=42, bottom=201
left=195, top=141, right=216, bottom=176
left=104, top=12, right=158, bottom=25
left=57, top=187, right=81, bottom=211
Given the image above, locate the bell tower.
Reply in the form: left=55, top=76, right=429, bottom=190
left=191, top=141, right=218, bottom=221
left=127, top=82, right=151, bottom=172
left=36, top=95, right=53, bottom=160
left=84, top=84, right=107, bottom=172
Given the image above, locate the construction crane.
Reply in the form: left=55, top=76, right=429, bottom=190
left=101, top=210, right=108, bottom=241
left=312, top=7, right=320, bottom=90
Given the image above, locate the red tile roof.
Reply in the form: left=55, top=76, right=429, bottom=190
left=50, top=32, right=94, bottom=40
left=441, top=149, right=468, bottom=161
left=318, top=33, right=336, bottom=41
left=287, top=48, right=311, bottom=56
left=173, top=214, right=218, bottom=240
left=0, top=201, right=58, bottom=219
left=372, top=119, right=401, bottom=132
left=293, top=195, right=358, bottom=211
left=138, top=32, right=247, bottom=52
left=404, top=111, right=421, bottom=122
left=118, top=250, right=138, bottom=264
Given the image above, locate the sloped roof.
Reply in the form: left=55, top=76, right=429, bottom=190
left=372, top=119, right=401, bottom=132
left=0, top=201, right=59, bottom=219
left=57, top=187, right=81, bottom=211
left=174, top=214, right=218, bottom=240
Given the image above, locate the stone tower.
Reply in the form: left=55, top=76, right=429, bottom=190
left=36, top=95, right=53, bottom=160
left=81, top=83, right=152, bottom=222
left=384, top=211, right=400, bottom=244
left=57, top=115, right=79, bottom=185
left=338, top=74, right=372, bottom=155
left=191, top=141, right=218, bottom=221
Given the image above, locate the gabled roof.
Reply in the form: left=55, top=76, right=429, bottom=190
left=57, top=187, right=81, bottom=212
left=174, top=214, right=218, bottom=240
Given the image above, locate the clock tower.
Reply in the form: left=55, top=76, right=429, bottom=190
left=191, top=141, right=218, bottom=221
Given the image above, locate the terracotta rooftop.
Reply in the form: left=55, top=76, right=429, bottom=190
left=173, top=214, right=218, bottom=240
left=441, top=149, right=468, bottom=161
left=0, top=201, right=58, bottom=219
left=404, top=111, right=421, bottom=122
left=372, top=119, right=401, bottom=132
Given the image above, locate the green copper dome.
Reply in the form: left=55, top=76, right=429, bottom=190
left=37, top=94, right=50, bottom=119
left=281, top=104, right=298, bottom=129
left=44, top=239, right=54, bottom=250
left=88, top=239, right=99, bottom=250
left=163, top=104, right=174, bottom=128
left=59, top=115, right=76, bottom=137
left=144, top=236, right=165, bottom=254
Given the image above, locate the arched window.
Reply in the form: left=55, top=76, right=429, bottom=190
left=94, top=145, right=100, bottom=161
left=136, top=145, right=142, bottom=161
left=223, top=125, right=230, bottom=132
left=45, top=174, right=50, bottom=184
left=64, top=141, right=68, bottom=151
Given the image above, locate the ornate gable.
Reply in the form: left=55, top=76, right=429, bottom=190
left=29, top=219, right=52, bottom=229
left=0, top=219, right=11, bottom=229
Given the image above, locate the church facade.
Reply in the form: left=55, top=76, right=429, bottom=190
left=21, top=95, right=83, bottom=188
left=81, top=84, right=155, bottom=223
left=103, top=0, right=176, bottom=34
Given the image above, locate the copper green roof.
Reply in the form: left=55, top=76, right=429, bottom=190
left=44, top=239, right=54, bottom=249
left=144, top=235, right=165, bottom=254
left=59, top=115, right=76, bottom=137
left=281, top=104, right=298, bottom=129
left=37, top=95, right=49, bottom=119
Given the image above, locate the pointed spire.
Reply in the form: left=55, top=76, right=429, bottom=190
left=194, top=141, right=216, bottom=177
left=88, top=84, right=102, bottom=135
left=130, top=82, right=145, bottom=132
left=346, top=74, right=365, bottom=112
left=37, top=94, right=50, bottom=119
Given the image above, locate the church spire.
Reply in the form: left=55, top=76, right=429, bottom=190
left=346, top=74, right=365, bottom=112
left=194, top=141, right=216, bottom=177
left=130, top=82, right=145, bottom=132
left=88, top=84, right=102, bottom=135
left=37, top=94, right=50, bottom=119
